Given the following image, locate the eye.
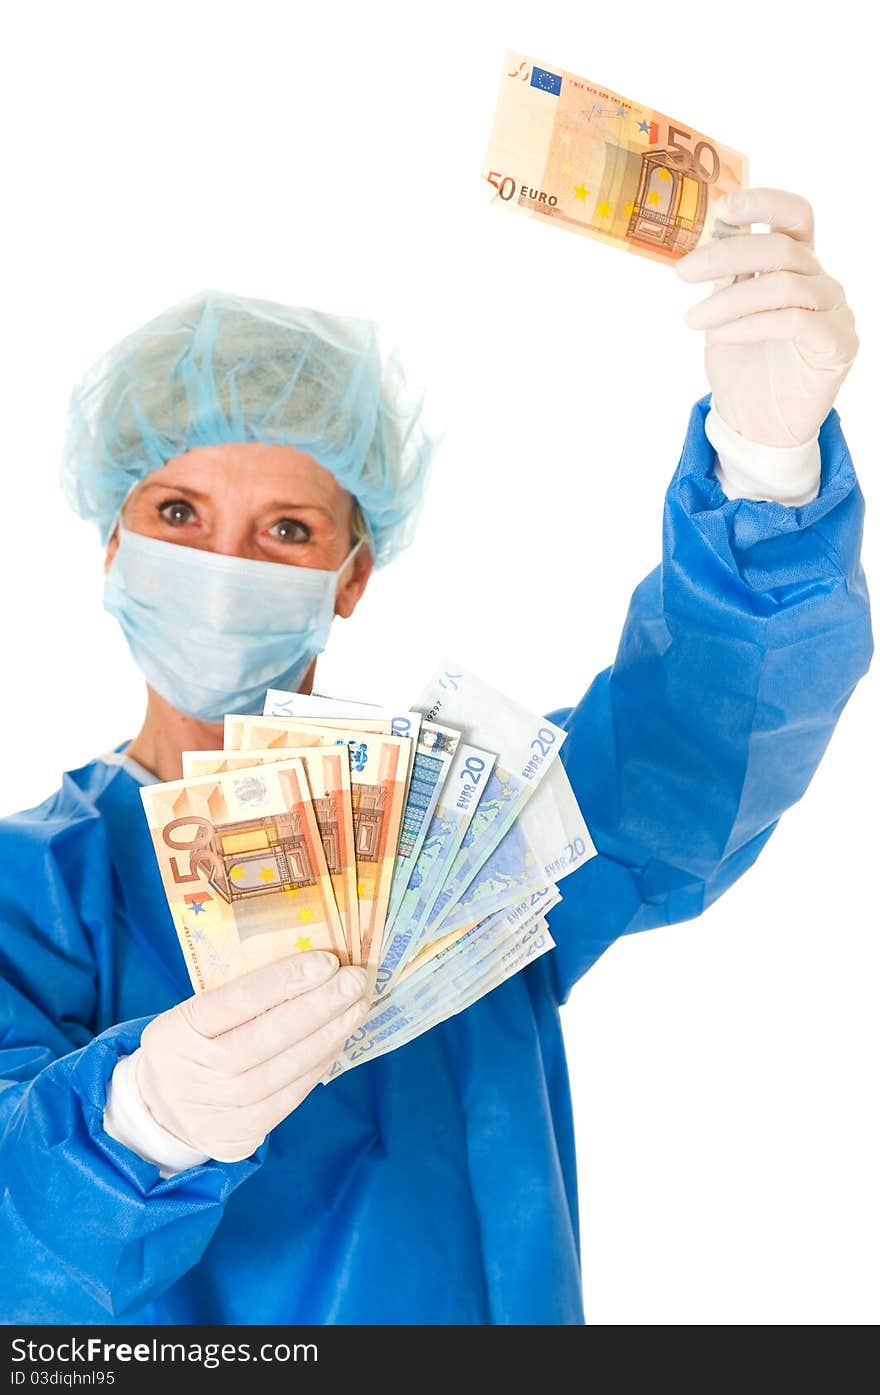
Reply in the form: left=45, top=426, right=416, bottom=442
left=158, top=498, right=196, bottom=527
left=268, top=517, right=311, bottom=545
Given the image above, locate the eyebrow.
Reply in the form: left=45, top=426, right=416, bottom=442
left=138, top=480, right=213, bottom=503
left=137, top=480, right=336, bottom=518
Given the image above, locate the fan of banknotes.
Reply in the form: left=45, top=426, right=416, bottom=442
left=141, top=666, right=594, bottom=1079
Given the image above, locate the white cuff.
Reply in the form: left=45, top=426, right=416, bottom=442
left=707, top=399, right=821, bottom=507
left=103, top=1049, right=210, bottom=1178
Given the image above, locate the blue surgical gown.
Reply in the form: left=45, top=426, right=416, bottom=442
left=0, top=398, right=871, bottom=1324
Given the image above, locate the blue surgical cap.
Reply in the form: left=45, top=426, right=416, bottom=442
left=60, top=288, right=436, bottom=566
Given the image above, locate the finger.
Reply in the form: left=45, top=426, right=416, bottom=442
left=686, top=272, right=844, bottom=331
left=676, top=231, right=822, bottom=284
left=705, top=305, right=859, bottom=364
left=710, top=187, right=815, bottom=243
left=230, top=996, right=370, bottom=1106
left=184, top=950, right=340, bottom=1037
left=213, top=962, right=369, bottom=1072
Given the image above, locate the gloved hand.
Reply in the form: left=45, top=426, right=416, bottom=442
left=134, top=951, right=369, bottom=1163
left=677, top=187, right=859, bottom=446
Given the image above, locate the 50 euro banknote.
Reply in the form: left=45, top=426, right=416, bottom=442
left=483, top=49, right=747, bottom=264
left=140, top=757, right=348, bottom=992
left=224, top=716, right=410, bottom=978
left=181, top=746, right=360, bottom=965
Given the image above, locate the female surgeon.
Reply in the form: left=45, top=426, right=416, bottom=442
left=0, top=187, right=872, bottom=1324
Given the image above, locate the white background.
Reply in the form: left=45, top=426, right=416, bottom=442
left=3, top=0, right=876, bottom=1324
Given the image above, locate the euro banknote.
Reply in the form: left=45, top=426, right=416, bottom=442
left=399, top=884, right=561, bottom=985
left=414, top=663, right=591, bottom=930
left=382, top=721, right=461, bottom=928
left=226, top=717, right=410, bottom=978
left=377, top=740, right=498, bottom=992
left=181, top=747, right=360, bottom=964
left=140, top=757, right=348, bottom=990
left=328, top=900, right=557, bottom=1078
left=483, top=49, right=748, bottom=265
left=330, top=910, right=524, bottom=1075
left=428, top=751, right=595, bottom=940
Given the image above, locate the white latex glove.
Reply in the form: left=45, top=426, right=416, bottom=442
left=133, top=951, right=369, bottom=1164
left=677, top=187, right=859, bottom=446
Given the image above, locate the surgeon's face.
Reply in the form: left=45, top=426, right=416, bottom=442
left=103, top=442, right=373, bottom=618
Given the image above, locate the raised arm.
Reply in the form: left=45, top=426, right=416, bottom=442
left=545, top=189, right=871, bottom=1000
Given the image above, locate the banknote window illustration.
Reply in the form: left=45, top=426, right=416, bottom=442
left=352, top=784, right=386, bottom=859
left=628, top=155, right=705, bottom=255
left=313, top=795, right=341, bottom=872
left=397, top=751, right=446, bottom=857
left=159, top=812, right=318, bottom=904
left=222, top=816, right=313, bottom=899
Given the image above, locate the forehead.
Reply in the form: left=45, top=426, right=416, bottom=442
left=136, top=441, right=349, bottom=509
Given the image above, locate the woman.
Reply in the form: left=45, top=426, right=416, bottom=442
left=0, top=188, right=871, bottom=1323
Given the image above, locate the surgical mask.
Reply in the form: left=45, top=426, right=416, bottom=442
left=103, top=525, right=361, bottom=722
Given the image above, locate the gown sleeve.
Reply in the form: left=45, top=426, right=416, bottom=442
left=545, top=394, right=873, bottom=1003
left=0, top=784, right=263, bottom=1320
